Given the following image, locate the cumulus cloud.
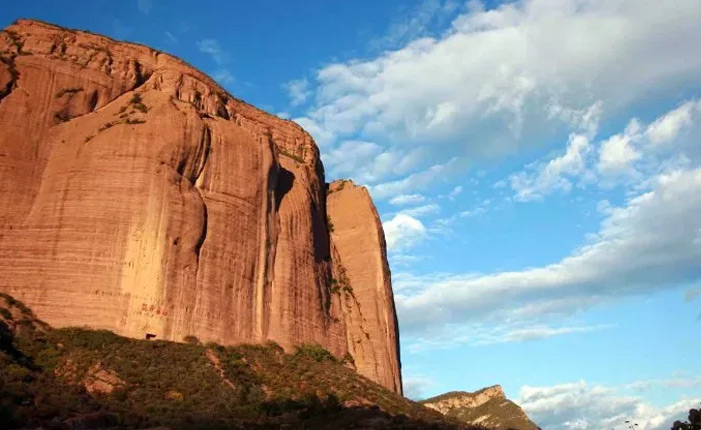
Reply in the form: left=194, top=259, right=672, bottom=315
left=520, top=381, right=701, bottom=430
left=396, top=167, right=701, bottom=332
left=382, top=214, right=427, bottom=252
left=504, top=98, right=701, bottom=199
left=301, top=0, right=701, bottom=159
left=598, top=131, right=641, bottom=175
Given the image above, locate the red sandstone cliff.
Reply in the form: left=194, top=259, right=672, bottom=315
left=0, top=19, right=401, bottom=393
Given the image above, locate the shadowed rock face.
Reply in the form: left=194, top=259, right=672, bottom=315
left=421, top=386, right=539, bottom=430
left=0, top=19, right=401, bottom=393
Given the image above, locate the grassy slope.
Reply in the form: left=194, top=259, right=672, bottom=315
left=0, top=293, right=473, bottom=429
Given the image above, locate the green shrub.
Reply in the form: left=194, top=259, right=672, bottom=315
left=183, top=335, right=200, bottom=345
left=294, top=343, right=336, bottom=363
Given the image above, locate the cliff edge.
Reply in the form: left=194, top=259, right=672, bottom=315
left=0, top=19, right=401, bottom=393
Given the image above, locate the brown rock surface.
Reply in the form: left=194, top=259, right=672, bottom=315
left=421, top=385, right=540, bottom=430
left=0, top=19, right=401, bottom=392
left=326, top=179, right=402, bottom=394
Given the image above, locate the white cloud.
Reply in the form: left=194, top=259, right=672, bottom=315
left=626, top=375, right=701, bottom=392
left=460, top=198, right=491, bottom=217
left=371, top=0, right=461, bottom=50
left=389, top=194, right=426, bottom=206
left=646, top=100, right=701, bottom=146
left=197, top=39, right=229, bottom=66
left=406, top=322, right=614, bottom=351
left=509, top=134, right=591, bottom=201
left=164, top=31, right=177, bottom=44
left=598, top=132, right=641, bottom=175
left=396, top=167, right=701, bottom=332
left=520, top=381, right=701, bottom=430
left=322, top=142, right=427, bottom=183
left=302, top=0, right=701, bottom=159
left=503, top=98, right=701, bottom=199
left=496, top=324, right=612, bottom=343
left=448, top=185, right=463, bottom=200
left=403, top=374, right=438, bottom=400
left=293, top=117, right=335, bottom=147
left=549, top=101, right=604, bottom=139
left=382, top=214, right=427, bottom=252
left=397, top=203, right=440, bottom=218
left=212, top=69, right=235, bottom=85
left=284, top=78, right=311, bottom=106
left=369, top=157, right=462, bottom=200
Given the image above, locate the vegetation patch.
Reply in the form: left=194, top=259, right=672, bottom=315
left=0, top=298, right=462, bottom=430
left=277, top=147, right=305, bottom=163
left=294, top=343, right=336, bottom=363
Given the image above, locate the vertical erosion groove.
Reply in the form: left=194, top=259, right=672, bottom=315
left=256, top=135, right=280, bottom=340
left=193, top=124, right=212, bottom=263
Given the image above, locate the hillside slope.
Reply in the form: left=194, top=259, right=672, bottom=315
left=0, top=19, right=400, bottom=393
left=0, top=293, right=464, bottom=429
left=421, top=386, right=539, bottom=430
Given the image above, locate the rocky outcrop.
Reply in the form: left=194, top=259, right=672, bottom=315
left=0, top=19, right=401, bottom=393
left=421, top=386, right=539, bottom=430
left=327, top=179, right=402, bottom=394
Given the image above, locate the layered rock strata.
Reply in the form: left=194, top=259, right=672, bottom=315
left=0, top=19, right=401, bottom=393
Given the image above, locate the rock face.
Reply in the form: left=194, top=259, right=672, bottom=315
left=327, top=179, right=402, bottom=394
left=0, top=19, right=401, bottom=393
left=421, top=386, right=539, bottom=430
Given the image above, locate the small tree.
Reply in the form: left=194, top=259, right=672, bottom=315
left=671, top=407, right=701, bottom=430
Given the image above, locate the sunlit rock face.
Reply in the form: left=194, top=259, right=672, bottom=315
left=0, top=19, right=401, bottom=393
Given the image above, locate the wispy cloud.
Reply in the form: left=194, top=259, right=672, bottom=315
left=197, top=39, right=230, bottom=66
left=405, top=322, right=614, bottom=352
left=396, top=167, right=701, bottom=333
left=283, top=78, right=311, bottom=106
left=164, top=31, right=177, bottom=44
left=389, top=194, right=426, bottom=206
left=212, top=69, right=235, bottom=85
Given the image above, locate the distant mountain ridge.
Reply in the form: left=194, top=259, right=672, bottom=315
left=421, top=385, right=539, bottom=430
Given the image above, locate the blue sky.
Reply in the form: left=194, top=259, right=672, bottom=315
left=3, top=1, right=701, bottom=429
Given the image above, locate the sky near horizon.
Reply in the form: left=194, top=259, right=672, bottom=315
left=3, top=1, right=701, bottom=429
